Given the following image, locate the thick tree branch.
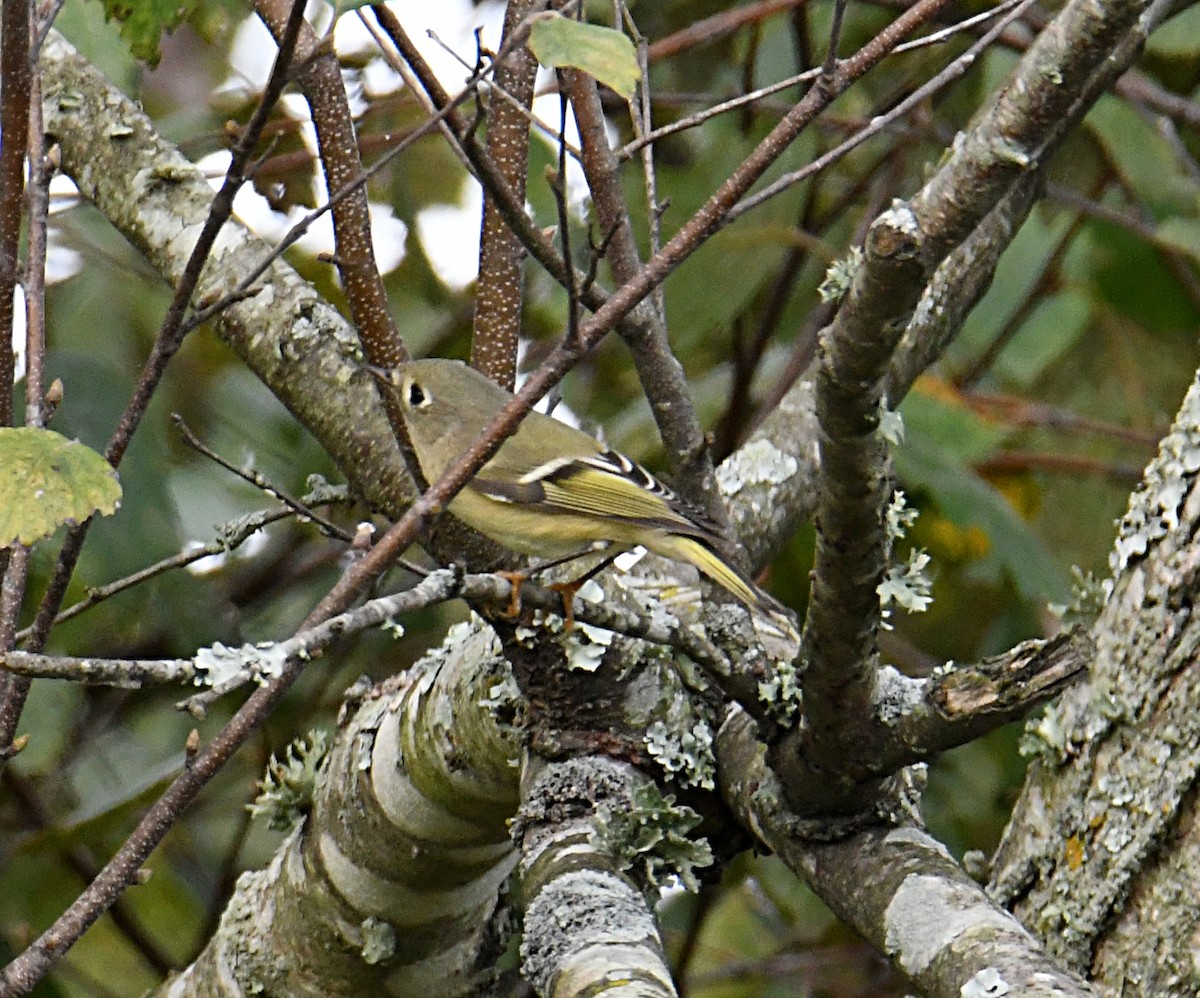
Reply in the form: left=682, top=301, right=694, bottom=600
left=471, top=0, right=547, bottom=388
left=991, top=371, right=1200, bottom=987
left=718, top=710, right=1096, bottom=998
left=870, top=628, right=1091, bottom=771
left=156, top=625, right=520, bottom=997
left=773, top=0, right=1159, bottom=818
left=516, top=758, right=679, bottom=997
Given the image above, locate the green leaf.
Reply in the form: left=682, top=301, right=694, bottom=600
left=528, top=15, right=640, bottom=100
left=1146, top=4, right=1200, bottom=58
left=1087, top=96, right=1199, bottom=214
left=0, top=428, right=121, bottom=545
left=91, top=0, right=195, bottom=66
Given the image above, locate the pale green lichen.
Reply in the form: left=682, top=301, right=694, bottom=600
left=644, top=719, right=716, bottom=791
left=359, top=916, right=396, bottom=965
left=1111, top=377, right=1200, bottom=575
left=194, top=640, right=289, bottom=687
left=758, top=656, right=803, bottom=722
left=480, top=671, right=521, bottom=711
left=302, top=474, right=349, bottom=506
left=628, top=660, right=718, bottom=788
left=248, top=729, right=329, bottom=831
left=1018, top=703, right=1069, bottom=761
left=885, top=488, right=917, bottom=539
left=715, top=437, right=799, bottom=494
left=961, top=967, right=1011, bottom=997
left=592, top=782, right=714, bottom=894
left=818, top=246, right=863, bottom=302
left=878, top=408, right=905, bottom=447
left=878, top=490, right=933, bottom=628
left=563, top=616, right=614, bottom=672
left=1048, top=566, right=1106, bottom=625
left=563, top=632, right=606, bottom=671
left=878, top=549, right=933, bottom=622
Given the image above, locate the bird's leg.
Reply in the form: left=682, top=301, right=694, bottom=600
left=547, top=552, right=621, bottom=630
left=494, top=551, right=588, bottom=618
left=495, top=570, right=529, bottom=618
left=494, top=545, right=618, bottom=626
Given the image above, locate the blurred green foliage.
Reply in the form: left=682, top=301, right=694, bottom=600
left=3, top=0, right=1199, bottom=994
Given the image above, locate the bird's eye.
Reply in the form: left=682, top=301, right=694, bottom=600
left=407, top=381, right=430, bottom=408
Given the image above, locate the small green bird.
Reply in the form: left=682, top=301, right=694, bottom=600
left=378, top=358, right=789, bottom=629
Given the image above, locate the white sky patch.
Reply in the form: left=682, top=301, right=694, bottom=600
left=361, top=56, right=404, bottom=98
left=221, top=14, right=278, bottom=94
left=186, top=531, right=271, bottom=576
left=368, top=203, right=409, bottom=273
left=48, top=174, right=80, bottom=213
left=415, top=177, right=482, bottom=290
left=11, top=284, right=24, bottom=383
left=370, top=0, right=507, bottom=95
left=45, top=228, right=83, bottom=283
left=513, top=339, right=585, bottom=424
left=223, top=3, right=509, bottom=99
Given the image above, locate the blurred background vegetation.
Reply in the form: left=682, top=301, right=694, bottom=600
left=3, top=0, right=1198, bottom=994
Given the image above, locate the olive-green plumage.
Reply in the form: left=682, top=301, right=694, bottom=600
left=387, top=358, right=772, bottom=613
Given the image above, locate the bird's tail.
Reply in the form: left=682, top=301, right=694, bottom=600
left=660, top=534, right=801, bottom=648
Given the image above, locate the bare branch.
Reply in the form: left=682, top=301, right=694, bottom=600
left=471, top=0, right=547, bottom=388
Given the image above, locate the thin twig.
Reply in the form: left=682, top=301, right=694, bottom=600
left=2, top=568, right=731, bottom=708
left=172, top=415, right=353, bottom=541
left=974, top=450, right=1144, bottom=482
left=20, top=0, right=310, bottom=670
left=17, top=507, right=301, bottom=638
left=964, top=390, right=1162, bottom=446
left=728, top=0, right=1040, bottom=224
left=619, top=0, right=1030, bottom=161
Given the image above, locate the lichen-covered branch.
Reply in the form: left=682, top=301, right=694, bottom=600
left=156, top=625, right=520, bottom=997
left=777, top=0, right=1158, bottom=817
left=1, top=569, right=736, bottom=701
left=798, top=205, right=925, bottom=783
left=885, top=174, right=1044, bottom=403
left=869, top=628, right=1091, bottom=772
left=717, top=710, right=1096, bottom=998
left=516, top=758, right=683, bottom=998
left=990, top=372, right=1200, bottom=990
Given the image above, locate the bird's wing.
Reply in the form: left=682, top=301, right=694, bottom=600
left=476, top=449, right=717, bottom=536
